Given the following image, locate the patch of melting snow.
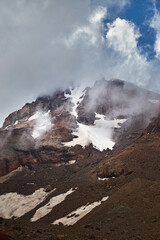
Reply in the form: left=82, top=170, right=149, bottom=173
left=64, top=122, right=115, bottom=151
left=14, top=120, right=18, bottom=126
left=65, top=86, right=86, bottom=118
left=67, top=160, right=76, bottom=165
left=64, top=113, right=127, bottom=151
left=53, top=196, right=109, bottom=226
left=31, top=188, right=77, bottom=222
left=0, top=166, right=24, bottom=184
left=64, top=85, right=127, bottom=151
left=29, top=110, right=52, bottom=139
left=0, top=188, right=55, bottom=219
left=53, top=160, right=76, bottom=167
left=5, top=125, right=11, bottom=130
left=98, top=177, right=115, bottom=181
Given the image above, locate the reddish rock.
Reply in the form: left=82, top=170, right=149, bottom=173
left=97, top=114, right=160, bottom=179
left=0, top=232, right=10, bottom=240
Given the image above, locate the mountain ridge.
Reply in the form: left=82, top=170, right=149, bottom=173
left=0, top=79, right=160, bottom=239
left=0, top=79, right=160, bottom=177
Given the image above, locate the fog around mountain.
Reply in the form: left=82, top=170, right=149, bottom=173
left=0, top=0, right=160, bottom=126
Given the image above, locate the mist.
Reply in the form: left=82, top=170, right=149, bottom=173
left=0, top=0, right=160, bottom=126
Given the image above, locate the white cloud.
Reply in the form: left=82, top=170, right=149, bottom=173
left=0, top=0, right=160, bottom=127
left=65, top=7, right=107, bottom=47
left=0, top=0, right=91, bottom=126
left=65, top=26, right=98, bottom=46
left=89, top=7, right=107, bottom=24
left=103, top=18, right=152, bottom=87
left=91, top=0, right=130, bottom=14
left=150, top=11, right=160, bottom=58
left=106, top=18, right=140, bottom=56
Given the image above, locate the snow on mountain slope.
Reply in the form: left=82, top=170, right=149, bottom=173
left=64, top=113, right=127, bottom=151
left=53, top=196, right=109, bottom=226
left=65, top=86, right=86, bottom=118
left=1, top=79, right=159, bottom=178
left=64, top=84, right=128, bottom=151
left=31, top=188, right=77, bottom=222
left=0, top=188, right=55, bottom=219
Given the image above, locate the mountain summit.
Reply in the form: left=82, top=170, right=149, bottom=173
left=0, top=79, right=160, bottom=240
left=0, top=79, right=159, bottom=177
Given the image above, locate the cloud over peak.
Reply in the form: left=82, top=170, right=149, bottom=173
left=0, top=0, right=160, bottom=126
left=89, top=7, right=107, bottom=24
left=65, top=7, right=107, bottom=47
left=106, top=18, right=140, bottom=56
left=150, top=11, right=160, bottom=58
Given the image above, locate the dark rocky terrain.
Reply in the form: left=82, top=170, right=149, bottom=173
left=0, top=79, right=160, bottom=240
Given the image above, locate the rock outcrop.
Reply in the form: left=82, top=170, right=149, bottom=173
left=97, top=113, right=160, bottom=179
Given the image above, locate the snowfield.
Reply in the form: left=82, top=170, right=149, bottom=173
left=65, top=86, right=86, bottom=118
left=98, top=176, right=115, bottom=181
left=65, top=113, right=127, bottom=151
left=53, top=196, right=109, bottom=226
left=0, top=188, right=55, bottom=219
left=31, top=188, right=77, bottom=222
left=64, top=86, right=127, bottom=151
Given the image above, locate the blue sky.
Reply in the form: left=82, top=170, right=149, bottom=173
left=0, top=0, right=160, bottom=125
left=102, top=0, right=159, bottom=60
left=116, top=0, right=156, bottom=59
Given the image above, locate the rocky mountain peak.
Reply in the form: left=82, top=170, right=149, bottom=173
left=0, top=79, right=160, bottom=177
left=0, top=79, right=160, bottom=240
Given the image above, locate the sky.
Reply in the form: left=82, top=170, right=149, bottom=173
left=0, top=0, right=160, bottom=126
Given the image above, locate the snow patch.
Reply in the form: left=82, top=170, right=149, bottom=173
left=31, top=188, right=77, bottom=222
left=0, top=188, right=55, bottom=219
left=29, top=110, right=52, bottom=139
left=64, top=122, right=115, bottom=151
left=64, top=113, right=127, bottom=151
left=53, top=160, right=76, bottom=167
left=98, top=177, right=115, bottom=181
left=0, top=166, right=24, bottom=184
left=53, top=196, right=109, bottom=226
left=14, top=120, right=18, bottom=126
left=65, top=86, right=86, bottom=118
left=5, top=125, right=11, bottom=130
left=65, top=86, right=127, bottom=152
left=67, top=160, right=76, bottom=165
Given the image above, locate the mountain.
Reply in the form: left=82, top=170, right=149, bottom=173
left=0, top=79, right=160, bottom=240
left=0, top=79, right=159, bottom=177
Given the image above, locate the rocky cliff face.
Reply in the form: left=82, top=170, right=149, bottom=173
left=0, top=79, right=160, bottom=177
left=96, top=109, right=160, bottom=179
left=0, top=91, right=76, bottom=176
